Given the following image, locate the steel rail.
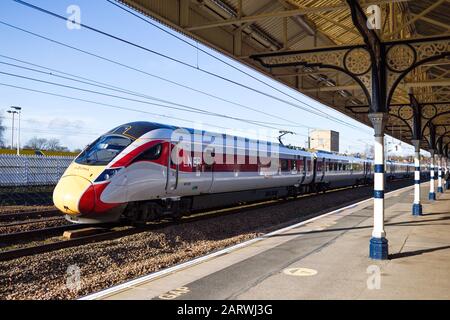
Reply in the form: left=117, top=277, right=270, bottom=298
left=0, top=178, right=415, bottom=262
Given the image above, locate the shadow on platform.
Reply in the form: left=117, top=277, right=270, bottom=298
left=389, top=245, right=450, bottom=260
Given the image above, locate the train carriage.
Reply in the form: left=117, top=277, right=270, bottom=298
left=315, top=152, right=373, bottom=189
left=53, top=121, right=412, bottom=224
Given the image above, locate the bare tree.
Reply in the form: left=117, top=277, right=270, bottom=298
left=25, top=137, right=70, bottom=151
left=25, top=137, right=48, bottom=150
left=45, top=138, right=62, bottom=151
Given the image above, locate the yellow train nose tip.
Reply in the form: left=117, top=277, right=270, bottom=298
left=53, top=175, right=94, bottom=215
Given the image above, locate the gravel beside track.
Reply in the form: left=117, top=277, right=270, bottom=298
left=0, top=206, right=56, bottom=214
left=0, top=218, right=69, bottom=234
left=0, top=180, right=412, bottom=300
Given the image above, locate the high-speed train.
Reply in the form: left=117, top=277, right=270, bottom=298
left=53, top=122, right=414, bottom=224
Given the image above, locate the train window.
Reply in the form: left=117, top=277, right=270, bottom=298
left=328, top=161, right=333, bottom=171
left=133, top=143, right=163, bottom=162
left=280, top=159, right=289, bottom=171
left=75, top=134, right=132, bottom=166
left=298, top=158, right=305, bottom=172
left=316, top=160, right=322, bottom=172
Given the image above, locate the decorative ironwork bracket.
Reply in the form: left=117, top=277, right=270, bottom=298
left=250, top=1, right=450, bottom=153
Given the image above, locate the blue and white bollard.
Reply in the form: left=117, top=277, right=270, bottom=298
left=437, top=156, right=443, bottom=193
left=369, top=113, right=388, bottom=260
left=412, top=140, right=422, bottom=216
left=429, top=152, right=436, bottom=200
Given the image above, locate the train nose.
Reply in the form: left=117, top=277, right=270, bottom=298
left=53, top=175, right=95, bottom=215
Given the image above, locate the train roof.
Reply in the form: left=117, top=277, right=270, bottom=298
left=108, top=122, right=174, bottom=139
left=109, top=121, right=311, bottom=153
left=315, top=151, right=371, bottom=162
left=107, top=122, right=410, bottom=165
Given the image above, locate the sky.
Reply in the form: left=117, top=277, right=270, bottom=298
left=0, top=0, right=422, bottom=156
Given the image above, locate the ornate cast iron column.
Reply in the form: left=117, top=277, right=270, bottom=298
left=410, top=93, right=422, bottom=216
left=369, top=113, right=388, bottom=259
left=437, top=138, right=444, bottom=193
left=429, top=124, right=437, bottom=200
left=250, top=0, right=450, bottom=261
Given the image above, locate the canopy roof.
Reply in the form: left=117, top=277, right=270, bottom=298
left=119, top=0, right=450, bottom=154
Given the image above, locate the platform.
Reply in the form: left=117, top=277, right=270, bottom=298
left=88, top=183, right=450, bottom=300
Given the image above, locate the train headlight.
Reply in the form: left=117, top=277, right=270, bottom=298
left=95, top=168, right=123, bottom=182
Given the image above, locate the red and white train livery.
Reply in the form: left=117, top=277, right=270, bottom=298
left=53, top=122, right=413, bottom=224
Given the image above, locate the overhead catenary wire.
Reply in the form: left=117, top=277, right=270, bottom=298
left=0, top=82, right=307, bottom=141
left=0, top=58, right=311, bottom=129
left=0, top=22, right=311, bottom=130
left=106, top=0, right=367, bottom=132
left=0, top=69, right=299, bottom=132
left=8, top=0, right=369, bottom=132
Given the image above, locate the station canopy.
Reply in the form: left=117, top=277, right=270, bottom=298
left=119, top=0, right=450, bottom=154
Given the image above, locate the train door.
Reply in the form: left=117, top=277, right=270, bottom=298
left=166, top=142, right=214, bottom=195
left=316, top=157, right=325, bottom=182
left=299, top=157, right=306, bottom=184
left=186, top=144, right=213, bottom=194
left=364, top=161, right=369, bottom=181
left=166, top=143, right=179, bottom=194
left=305, top=156, right=313, bottom=184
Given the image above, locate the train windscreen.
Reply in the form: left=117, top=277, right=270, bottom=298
left=75, top=135, right=132, bottom=166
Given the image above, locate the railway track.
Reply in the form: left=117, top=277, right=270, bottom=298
left=0, top=217, right=65, bottom=228
left=0, top=223, right=95, bottom=243
left=0, top=179, right=415, bottom=262
left=0, top=209, right=60, bottom=223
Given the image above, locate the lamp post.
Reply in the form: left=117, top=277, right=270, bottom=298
left=6, top=110, right=18, bottom=150
left=10, top=106, right=21, bottom=155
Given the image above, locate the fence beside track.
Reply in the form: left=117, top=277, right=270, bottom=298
left=0, top=155, right=74, bottom=187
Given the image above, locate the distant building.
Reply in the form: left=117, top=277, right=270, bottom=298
left=310, top=130, right=339, bottom=153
